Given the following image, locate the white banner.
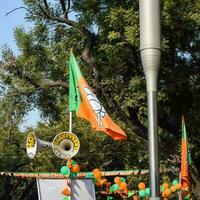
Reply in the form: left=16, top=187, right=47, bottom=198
left=37, top=178, right=96, bottom=200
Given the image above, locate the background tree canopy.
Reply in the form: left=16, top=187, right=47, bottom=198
left=0, top=0, right=199, bottom=199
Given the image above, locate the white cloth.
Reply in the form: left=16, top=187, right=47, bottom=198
left=37, top=178, right=96, bottom=200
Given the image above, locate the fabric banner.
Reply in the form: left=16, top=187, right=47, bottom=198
left=37, top=178, right=96, bottom=200
left=69, top=52, right=127, bottom=140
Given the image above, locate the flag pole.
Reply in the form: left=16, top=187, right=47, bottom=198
left=69, top=48, right=74, bottom=133
left=69, top=111, right=72, bottom=132
left=178, top=172, right=182, bottom=200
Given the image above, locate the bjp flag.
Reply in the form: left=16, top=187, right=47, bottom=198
left=181, top=116, right=189, bottom=191
left=68, top=52, right=127, bottom=140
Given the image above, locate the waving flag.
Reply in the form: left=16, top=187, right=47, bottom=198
left=69, top=52, right=127, bottom=140
left=181, top=116, right=189, bottom=191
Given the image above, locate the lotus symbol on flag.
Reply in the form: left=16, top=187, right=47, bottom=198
left=83, top=85, right=106, bottom=128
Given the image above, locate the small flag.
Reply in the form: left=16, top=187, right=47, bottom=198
left=181, top=116, right=189, bottom=191
left=69, top=52, right=127, bottom=140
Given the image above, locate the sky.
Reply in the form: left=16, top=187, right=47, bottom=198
left=0, top=0, right=32, bottom=55
left=0, top=0, right=41, bottom=130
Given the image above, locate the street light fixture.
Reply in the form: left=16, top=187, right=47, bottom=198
left=139, top=0, right=161, bottom=199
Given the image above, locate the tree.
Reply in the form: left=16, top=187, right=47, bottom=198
left=0, top=0, right=199, bottom=199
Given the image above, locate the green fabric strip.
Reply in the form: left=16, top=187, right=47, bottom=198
left=68, top=53, right=82, bottom=112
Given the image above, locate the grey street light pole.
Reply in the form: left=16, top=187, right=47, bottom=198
left=139, top=0, right=161, bottom=199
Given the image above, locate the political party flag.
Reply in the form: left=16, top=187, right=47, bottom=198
left=69, top=52, right=127, bottom=140
left=181, top=116, right=189, bottom=191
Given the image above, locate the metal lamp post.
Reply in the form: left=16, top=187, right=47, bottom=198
left=139, top=0, right=161, bottom=199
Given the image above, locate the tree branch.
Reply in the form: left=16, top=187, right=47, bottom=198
left=7, top=2, right=98, bottom=91
left=66, top=0, right=71, bottom=15
left=6, top=81, right=68, bottom=97
left=6, top=89, right=36, bottom=97
left=3, top=56, right=69, bottom=95
left=42, top=81, right=68, bottom=89
left=100, top=86, right=180, bottom=152
left=38, top=9, right=77, bottom=26
left=59, top=0, right=67, bottom=15
left=58, top=0, right=71, bottom=18
left=5, top=7, right=33, bottom=17
left=127, top=107, right=148, bottom=139
left=100, top=88, right=148, bottom=140
left=37, top=2, right=99, bottom=89
left=38, top=4, right=50, bottom=18
left=81, top=29, right=99, bottom=90
left=43, top=0, right=50, bottom=12
left=5, top=1, right=100, bottom=92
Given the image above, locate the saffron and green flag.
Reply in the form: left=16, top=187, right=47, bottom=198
left=181, top=116, right=190, bottom=191
left=69, top=52, right=127, bottom=140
